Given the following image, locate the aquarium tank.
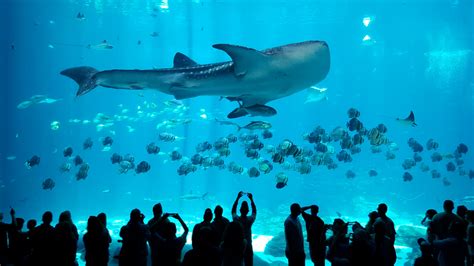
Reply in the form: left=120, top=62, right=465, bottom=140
left=1, top=0, right=473, bottom=265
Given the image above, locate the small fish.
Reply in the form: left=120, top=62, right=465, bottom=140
left=76, top=12, right=86, bottom=20
left=238, top=121, right=272, bottom=131
left=42, top=178, right=55, bottom=190
left=275, top=172, right=288, bottom=189
left=50, top=121, right=60, bottom=130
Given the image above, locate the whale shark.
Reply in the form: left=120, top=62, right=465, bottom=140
left=61, top=40, right=330, bottom=118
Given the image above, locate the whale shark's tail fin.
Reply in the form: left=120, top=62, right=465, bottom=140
left=60, top=66, right=99, bottom=96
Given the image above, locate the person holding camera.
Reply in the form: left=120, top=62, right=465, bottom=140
left=119, top=209, right=151, bottom=266
left=151, top=212, right=189, bottom=266
left=232, top=191, right=257, bottom=266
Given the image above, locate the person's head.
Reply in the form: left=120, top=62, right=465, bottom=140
left=377, top=203, right=388, bottom=216
left=368, top=211, right=379, bottom=221
left=59, top=211, right=72, bottom=223
left=87, top=216, right=101, bottom=234
left=97, top=212, right=107, bottom=226
left=443, top=200, right=454, bottom=213
left=425, top=209, right=437, bottom=219
left=15, top=218, right=25, bottom=230
left=456, top=205, right=468, bottom=218
left=42, top=211, right=53, bottom=225
left=130, top=208, right=141, bottom=223
left=214, top=205, right=223, bottom=218
left=290, top=203, right=301, bottom=217
left=163, top=221, right=177, bottom=239
left=332, top=218, right=347, bottom=234
left=0, top=212, right=3, bottom=221
left=352, top=226, right=369, bottom=243
left=27, top=219, right=37, bottom=231
left=373, top=220, right=386, bottom=236
left=203, top=208, right=213, bottom=222
left=153, top=203, right=163, bottom=218
left=240, top=201, right=249, bottom=216
left=310, top=205, right=319, bottom=216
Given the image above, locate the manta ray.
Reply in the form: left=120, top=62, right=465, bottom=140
left=61, top=41, right=330, bottom=118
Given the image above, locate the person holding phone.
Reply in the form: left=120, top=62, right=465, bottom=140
left=231, top=191, right=257, bottom=266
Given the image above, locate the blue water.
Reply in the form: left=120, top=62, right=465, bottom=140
left=2, top=0, right=473, bottom=264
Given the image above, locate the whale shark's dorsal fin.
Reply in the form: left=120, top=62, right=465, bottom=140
left=213, top=44, right=268, bottom=76
left=173, top=52, right=197, bottom=68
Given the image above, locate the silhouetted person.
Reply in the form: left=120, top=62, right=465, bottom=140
left=31, top=211, right=55, bottom=265
left=212, top=205, right=230, bottom=245
left=54, top=210, right=79, bottom=266
left=301, top=205, right=326, bottom=266
left=285, top=203, right=305, bottom=266
left=431, top=200, right=463, bottom=240
left=221, top=221, right=247, bottom=266
left=432, top=221, right=471, bottom=266
left=97, top=212, right=112, bottom=262
left=192, top=208, right=214, bottom=249
left=365, top=211, right=379, bottom=235
left=10, top=217, right=29, bottom=266
left=182, top=226, right=221, bottom=266
left=148, top=203, right=170, bottom=236
left=151, top=213, right=188, bottom=266
left=147, top=203, right=170, bottom=266
left=119, top=209, right=151, bottom=266
left=456, top=205, right=469, bottom=235
left=326, top=219, right=350, bottom=266
left=414, top=238, right=437, bottom=266
left=372, top=220, right=396, bottom=266
left=422, top=209, right=438, bottom=242
left=375, top=203, right=396, bottom=244
left=232, top=191, right=256, bottom=266
left=24, top=219, right=37, bottom=264
left=466, top=210, right=474, bottom=263
left=84, top=216, right=110, bottom=266
left=349, top=223, right=375, bottom=266
left=0, top=208, right=15, bottom=264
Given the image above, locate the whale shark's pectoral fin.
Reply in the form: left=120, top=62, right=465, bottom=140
left=212, top=44, right=269, bottom=76
left=173, top=52, right=198, bottom=68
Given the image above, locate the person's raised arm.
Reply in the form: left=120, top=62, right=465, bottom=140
left=175, top=214, right=188, bottom=234
left=10, top=208, right=16, bottom=228
left=248, top=193, right=257, bottom=217
left=232, top=191, right=244, bottom=217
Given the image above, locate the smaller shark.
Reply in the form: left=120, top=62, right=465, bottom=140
left=179, top=192, right=208, bottom=200
left=396, top=111, right=417, bottom=127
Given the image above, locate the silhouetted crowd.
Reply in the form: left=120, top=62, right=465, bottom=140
left=0, top=193, right=472, bottom=266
